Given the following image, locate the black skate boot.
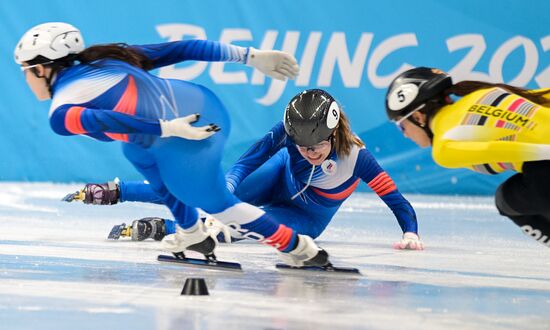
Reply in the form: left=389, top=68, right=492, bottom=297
left=62, top=181, right=120, bottom=205
left=131, top=217, right=167, bottom=241
left=186, top=236, right=217, bottom=257
left=108, top=217, right=167, bottom=241
left=162, top=222, right=217, bottom=260
left=303, top=248, right=329, bottom=267
left=157, top=221, right=242, bottom=270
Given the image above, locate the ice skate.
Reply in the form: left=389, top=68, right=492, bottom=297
left=277, top=234, right=330, bottom=267
left=62, top=181, right=120, bottom=205
left=131, top=217, right=166, bottom=241
left=107, top=217, right=166, bottom=241
left=158, top=221, right=242, bottom=271
left=276, top=235, right=360, bottom=274
left=203, top=215, right=233, bottom=243
left=161, top=221, right=216, bottom=259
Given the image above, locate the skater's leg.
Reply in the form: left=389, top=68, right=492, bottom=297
left=122, top=143, right=216, bottom=255
left=231, top=150, right=287, bottom=205
left=119, top=181, right=164, bottom=204
left=260, top=206, right=333, bottom=239
left=495, top=160, right=550, bottom=247
left=152, top=138, right=329, bottom=266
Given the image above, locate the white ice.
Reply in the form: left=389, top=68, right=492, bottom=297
left=0, top=183, right=549, bottom=330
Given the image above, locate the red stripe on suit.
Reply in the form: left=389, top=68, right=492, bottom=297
left=64, top=106, right=87, bottom=134
left=367, top=172, right=396, bottom=196
left=311, top=178, right=360, bottom=200
left=105, top=75, right=138, bottom=142
left=265, top=224, right=293, bottom=251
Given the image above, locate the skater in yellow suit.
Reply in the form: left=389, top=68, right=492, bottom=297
left=385, top=67, right=550, bottom=247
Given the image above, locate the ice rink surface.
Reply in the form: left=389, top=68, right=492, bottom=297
left=0, top=183, right=549, bottom=330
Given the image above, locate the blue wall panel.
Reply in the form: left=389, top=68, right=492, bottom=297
left=0, top=0, right=548, bottom=194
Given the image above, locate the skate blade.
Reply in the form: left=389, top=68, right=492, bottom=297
left=276, top=263, right=362, bottom=275
left=107, top=223, right=130, bottom=240
left=61, top=190, right=85, bottom=202
left=157, top=254, right=242, bottom=272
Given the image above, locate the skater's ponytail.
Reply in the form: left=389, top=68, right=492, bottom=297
left=447, top=81, right=550, bottom=106
left=333, top=110, right=364, bottom=157
left=76, top=43, right=153, bottom=70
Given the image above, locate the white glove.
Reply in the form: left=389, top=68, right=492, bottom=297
left=204, top=216, right=232, bottom=244
left=393, top=232, right=424, bottom=250
left=159, top=113, right=220, bottom=140
left=246, top=47, right=299, bottom=81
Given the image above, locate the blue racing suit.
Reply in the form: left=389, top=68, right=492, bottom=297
left=118, top=121, right=419, bottom=239
left=49, top=40, right=299, bottom=252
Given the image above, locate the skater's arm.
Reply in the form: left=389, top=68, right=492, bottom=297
left=434, top=139, right=550, bottom=169
left=225, top=121, right=287, bottom=192
left=134, top=41, right=299, bottom=80
left=50, top=104, right=162, bottom=136
left=132, top=40, right=248, bottom=69
left=118, top=181, right=164, bottom=204
left=50, top=104, right=216, bottom=140
left=354, top=148, right=419, bottom=234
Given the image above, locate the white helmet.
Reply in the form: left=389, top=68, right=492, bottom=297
left=14, top=22, right=85, bottom=65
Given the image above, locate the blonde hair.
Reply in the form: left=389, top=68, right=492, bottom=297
left=333, top=110, right=364, bottom=157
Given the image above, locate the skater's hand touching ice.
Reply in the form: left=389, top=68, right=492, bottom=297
left=393, top=232, right=424, bottom=250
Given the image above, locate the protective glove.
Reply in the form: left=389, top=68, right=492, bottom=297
left=393, top=232, right=424, bottom=250
left=204, top=216, right=232, bottom=244
left=246, top=47, right=299, bottom=81
left=159, top=113, right=220, bottom=140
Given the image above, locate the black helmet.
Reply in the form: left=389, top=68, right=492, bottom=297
left=385, top=67, right=452, bottom=122
left=284, top=89, right=340, bottom=146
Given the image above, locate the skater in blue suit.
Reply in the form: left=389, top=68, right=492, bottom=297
left=15, top=22, right=331, bottom=267
left=68, top=89, right=424, bottom=250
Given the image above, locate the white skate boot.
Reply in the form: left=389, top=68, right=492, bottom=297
left=161, top=221, right=216, bottom=259
left=278, top=235, right=330, bottom=267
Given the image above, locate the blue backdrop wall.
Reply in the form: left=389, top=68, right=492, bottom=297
left=0, top=0, right=548, bottom=194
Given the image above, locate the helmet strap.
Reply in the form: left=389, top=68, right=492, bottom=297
left=407, top=97, right=447, bottom=141
left=326, top=134, right=336, bottom=160
left=44, top=73, right=54, bottom=98
left=31, top=66, right=54, bottom=98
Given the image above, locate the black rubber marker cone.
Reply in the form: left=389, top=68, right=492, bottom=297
left=181, top=278, right=209, bottom=296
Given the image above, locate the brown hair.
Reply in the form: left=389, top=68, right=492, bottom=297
left=75, top=43, right=153, bottom=70
left=30, top=43, right=154, bottom=73
left=447, top=81, right=549, bottom=106
left=29, top=43, right=154, bottom=96
left=419, top=81, right=550, bottom=121
left=333, top=110, right=364, bottom=157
